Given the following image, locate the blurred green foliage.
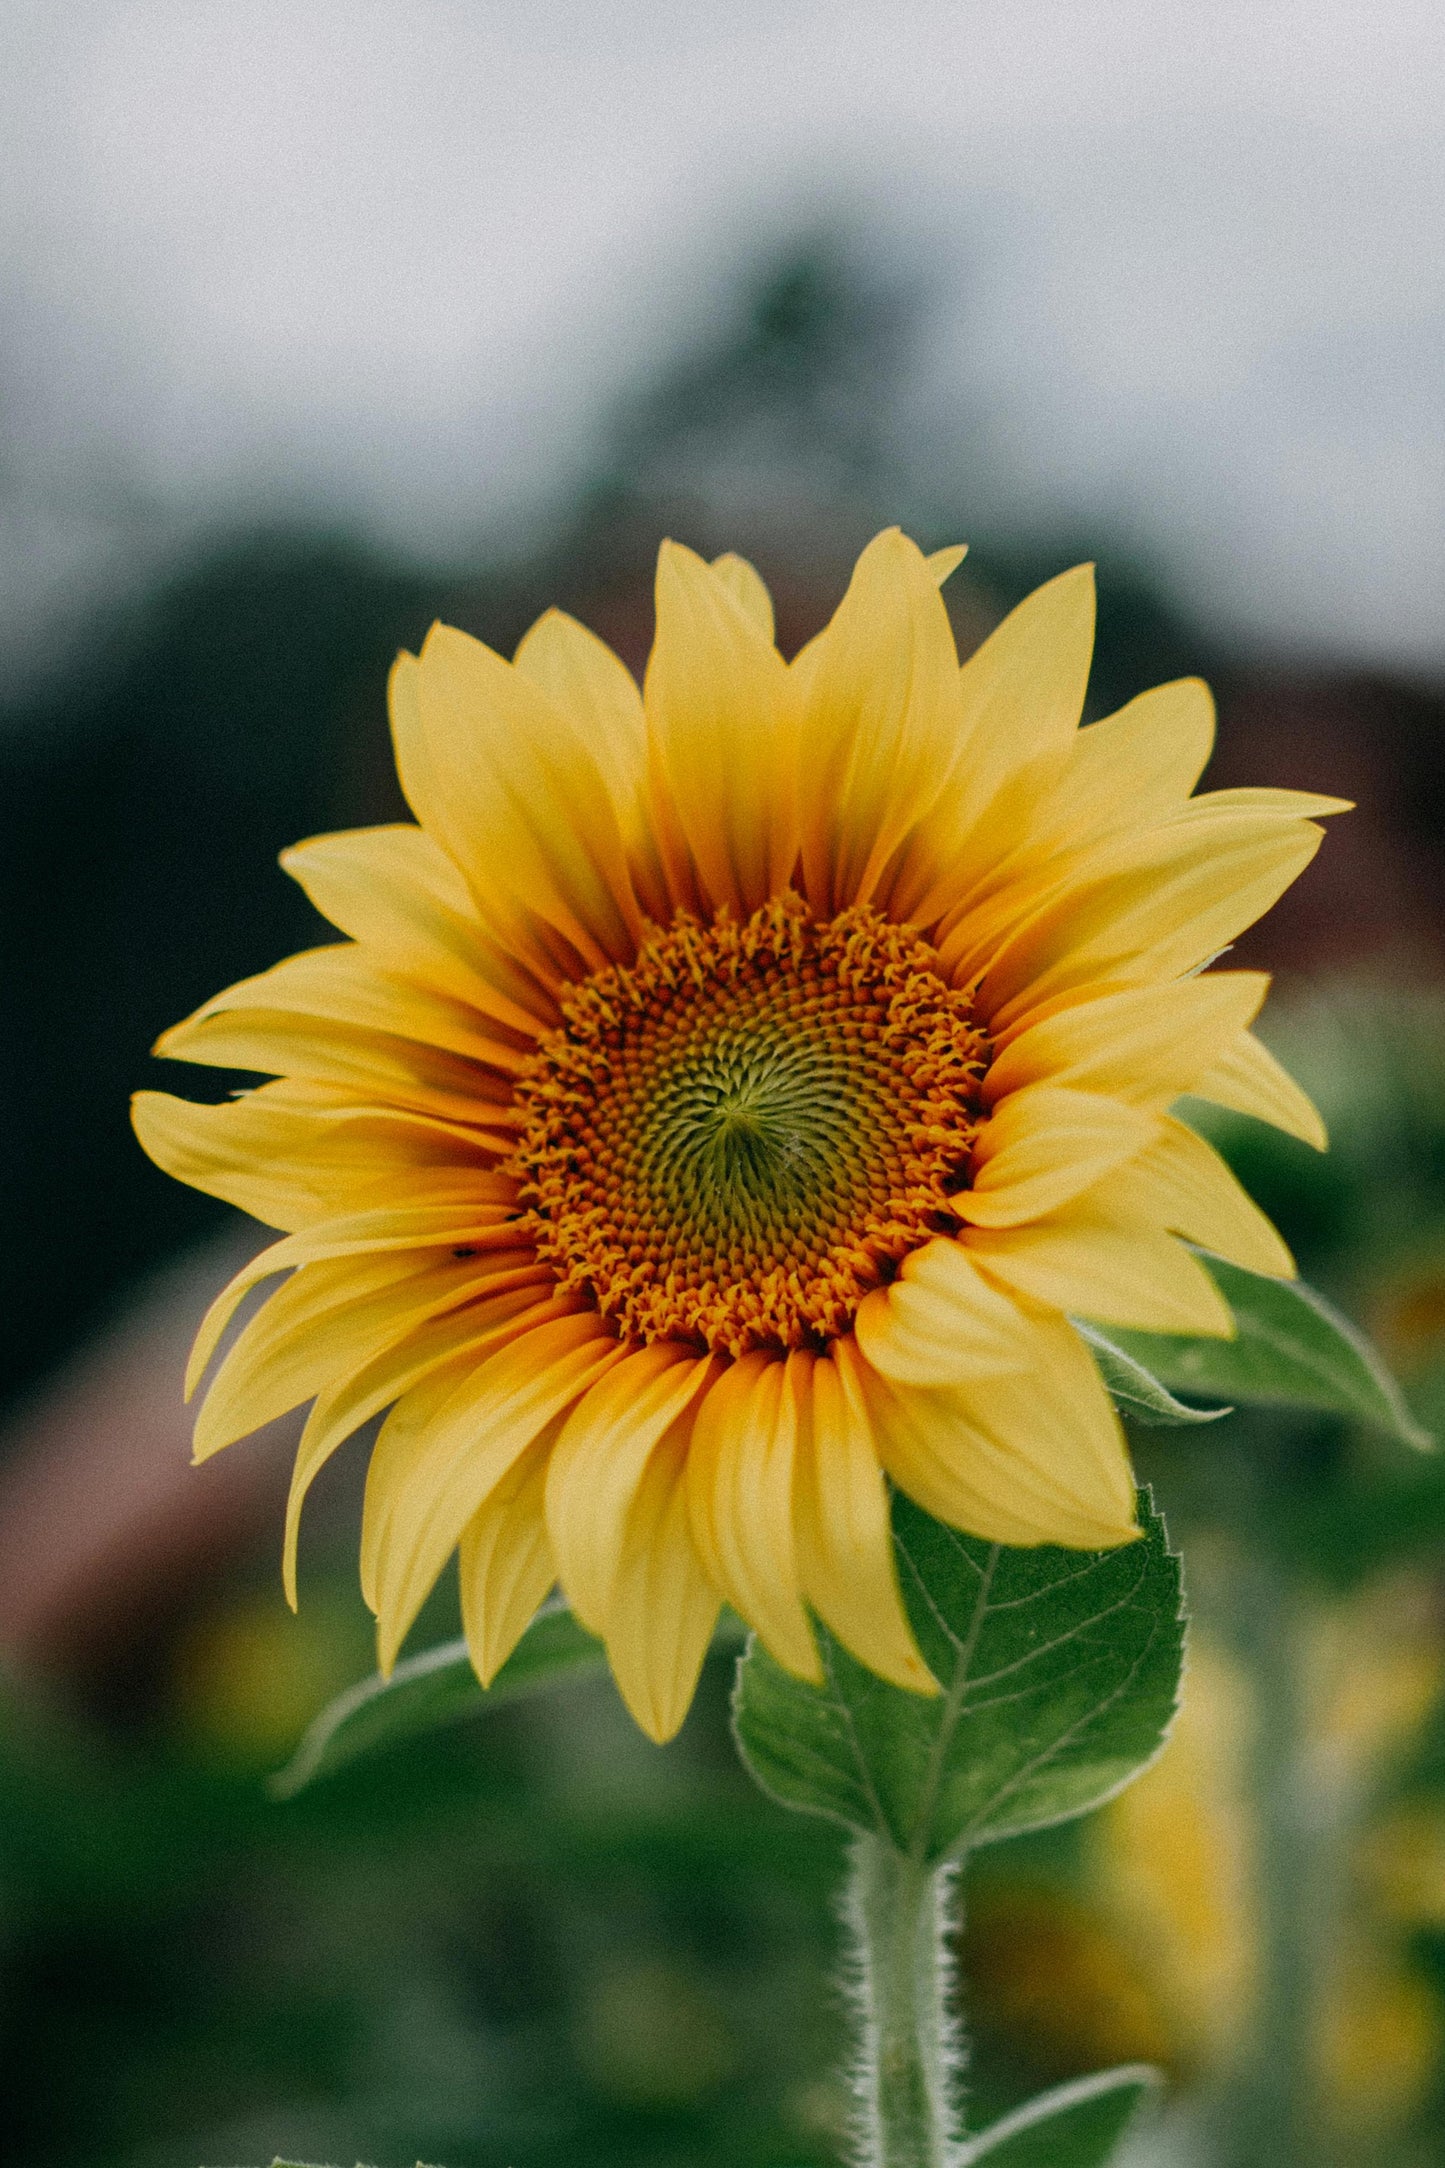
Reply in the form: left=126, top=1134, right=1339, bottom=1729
left=0, top=1631, right=850, bottom=2166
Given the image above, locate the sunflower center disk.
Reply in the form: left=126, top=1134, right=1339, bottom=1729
left=512, top=896, right=991, bottom=1359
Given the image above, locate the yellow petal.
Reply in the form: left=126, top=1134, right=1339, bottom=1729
left=794, top=1351, right=937, bottom=1694
left=952, top=563, right=1097, bottom=823
left=709, top=551, right=775, bottom=640
left=169, top=1024, right=516, bottom=1139
left=973, top=813, right=1323, bottom=1029
left=545, top=1342, right=715, bottom=1632
left=513, top=609, right=673, bottom=927
left=192, top=1248, right=521, bottom=1463
left=684, top=1352, right=820, bottom=1682
left=854, top=1237, right=1041, bottom=1388
left=966, top=1210, right=1235, bottom=1337
left=948, top=1314, right=1138, bottom=1531
left=186, top=1192, right=523, bottom=1395
left=284, top=1286, right=563, bottom=1607
left=513, top=608, right=648, bottom=819
left=1111, top=1116, right=1296, bottom=1278
left=154, top=1005, right=520, bottom=1138
left=644, top=541, right=797, bottom=917
left=162, top=944, right=531, bottom=1072
left=887, top=565, right=1095, bottom=924
left=459, top=1437, right=557, bottom=1686
left=844, top=1326, right=1138, bottom=1549
left=365, top=1312, right=622, bottom=1671
left=389, top=648, right=567, bottom=988
left=394, top=630, right=643, bottom=977
left=604, top=1420, right=720, bottom=1743
left=1191, top=785, right=1353, bottom=819
left=795, top=528, right=964, bottom=912
left=985, top=972, right=1270, bottom=1107
left=280, top=824, right=557, bottom=1033
left=131, top=1081, right=498, bottom=1232
left=922, top=863, right=1079, bottom=993
left=1035, top=678, right=1216, bottom=846
left=853, top=1363, right=1054, bottom=1542
left=894, top=679, right=1210, bottom=965
left=1190, top=1029, right=1328, bottom=1150
left=959, top=1086, right=1158, bottom=1228
left=356, top=1342, right=480, bottom=1611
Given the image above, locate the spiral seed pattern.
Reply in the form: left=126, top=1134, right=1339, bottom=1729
left=512, top=894, right=991, bottom=1358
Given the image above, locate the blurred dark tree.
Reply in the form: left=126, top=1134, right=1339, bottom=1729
left=0, top=534, right=433, bottom=1411
left=571, top=234, right=916, bottom=552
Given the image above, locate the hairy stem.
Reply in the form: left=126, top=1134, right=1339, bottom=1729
left=844, top=1834, right=964, bottom=2168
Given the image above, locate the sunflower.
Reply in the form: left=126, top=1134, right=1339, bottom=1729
left=133, top=532, right=1345, bottom=1741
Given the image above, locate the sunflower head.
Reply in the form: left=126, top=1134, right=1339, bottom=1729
left=134, top=530, right=1346, bottom=1740
left=511, top=893, right=990, bottom=1358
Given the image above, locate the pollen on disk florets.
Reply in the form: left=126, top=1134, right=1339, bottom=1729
left=510, top=893, right=991, bottom=1359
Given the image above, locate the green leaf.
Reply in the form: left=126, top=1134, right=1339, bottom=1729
left=960, top=2065, right=1162, bottom=2164
left=1074, top=1320, right=1231, bottom=1425
left=733, top=1491, right=1182, bottom=1863
left=269, top=1600, right=606, bottom=1799
left=1107, top=1258, right=1432, bottom=1449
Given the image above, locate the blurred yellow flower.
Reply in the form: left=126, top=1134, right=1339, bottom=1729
left=1317, top=1944, right=1440, bottom=2140
left=1092, top=1589, right=1445, bottom=2140
left=1311, top=1572, right=1445, bottom=1777
left=1362, top=1803, right=1445, bottom=1929
left=1093, top=1642, right=1258, bottom=2071
left=965, top=1884, right=1176, bottom=2079
left=172, top=1586, right=367, bottom=1763
left=133, top=531, right=1340, bottom=1738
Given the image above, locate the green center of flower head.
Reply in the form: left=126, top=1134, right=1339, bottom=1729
left=512, top=895, right=991, bottom=1359
left=652, top=1026, right=871, bottom=1229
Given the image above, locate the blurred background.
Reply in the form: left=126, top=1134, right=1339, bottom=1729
left=3, top=4, right=1445, bottom=2164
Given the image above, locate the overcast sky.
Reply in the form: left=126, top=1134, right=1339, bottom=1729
left=2, top=0, right=1443, bottom=685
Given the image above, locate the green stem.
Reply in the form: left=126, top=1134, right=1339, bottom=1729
left=844, top=1834, right=963, bottom=2168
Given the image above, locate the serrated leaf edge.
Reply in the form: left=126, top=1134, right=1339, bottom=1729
left=733, top=1493, right=1187, bottom=1862
left=897, top=1498, right=1186, bottom=1858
